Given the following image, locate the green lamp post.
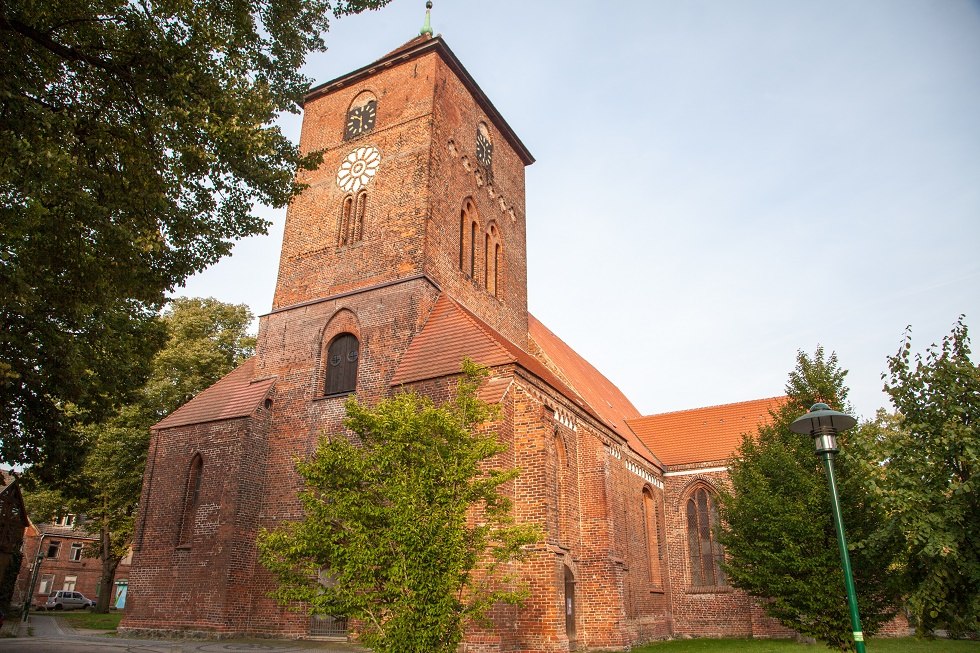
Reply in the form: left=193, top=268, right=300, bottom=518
left=790, top=403, right=866, bottom=652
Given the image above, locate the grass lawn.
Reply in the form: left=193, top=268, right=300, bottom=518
left=40, top=610, right=123, bottom=631
left=633, top=638, right=980, bottom=653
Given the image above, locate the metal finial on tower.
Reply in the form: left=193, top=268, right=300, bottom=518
left=420, top=1, right=433, bottom=37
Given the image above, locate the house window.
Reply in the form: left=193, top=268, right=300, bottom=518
left=178, top=454, right=203, bottom=546
left=69, top=543, right=83, bottom=562
left=686, top=486, right=727, bottom=587
left=642, top=488, right=663, bottom=587
left=38, top=574, right=55, bottom=595
left=46, top=541, right=60, bottom=558
left=63, top=575, right=77, bottom=592
left=325, top=333, right=359, bottom=396
left=55, top=513, right=75, bottom=527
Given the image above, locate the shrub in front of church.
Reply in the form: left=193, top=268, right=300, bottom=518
left=258, top=360, right=540, bottom=653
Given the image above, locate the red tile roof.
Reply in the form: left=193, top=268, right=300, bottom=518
left=528, top=316, right=657, bottom=464
left=627, top=397, right=787, bottom=466
left=153, top=359, right=275, bottom=430
left=391, top=296, right=657, bottom=464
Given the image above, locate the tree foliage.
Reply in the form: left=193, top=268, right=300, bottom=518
left=878, top=317, right=980, bottom=635
left=20, top=297, right=255, bottom=611
left=720, top=347, right=902, bottom=651
left=142, top=297, right=255, bottom=418
left=258, top=361, right=539, bottom=653
left=0, top=0, right=391, bottom=476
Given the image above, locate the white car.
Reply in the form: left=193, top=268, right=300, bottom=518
left=43, top=590, right=95, bottom=610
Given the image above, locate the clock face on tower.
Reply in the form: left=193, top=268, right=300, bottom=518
left=344, top=100, right=377, bottom=140
left=476, top=129, right=492, bottom=168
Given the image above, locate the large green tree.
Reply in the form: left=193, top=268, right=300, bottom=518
left=22, top=297, right=256, bottom=611
left=719, top=348, right=902, bottom=651
left=0, top=0, right=390, bottom=476
left=259, top=362, right=539, bottom=653
left=878, top=317, right=980, bottom=636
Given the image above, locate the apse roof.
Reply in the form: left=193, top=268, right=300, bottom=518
left=627, top=396, right=787, bottom=466
left=153, top=359, right=275, bottom=430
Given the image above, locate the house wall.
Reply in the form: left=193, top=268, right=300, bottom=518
left=13, top=525, right=131, bottom=610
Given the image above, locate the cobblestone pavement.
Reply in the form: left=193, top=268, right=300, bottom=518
left=0, top=615, right=367, bottom=653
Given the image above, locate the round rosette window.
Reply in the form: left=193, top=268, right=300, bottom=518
left=336, top=146, right=381, bottom=193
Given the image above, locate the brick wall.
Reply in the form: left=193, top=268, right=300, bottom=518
left=662, top=466, right=793, bottom=639
left=14, top=526, right=131, bottom=610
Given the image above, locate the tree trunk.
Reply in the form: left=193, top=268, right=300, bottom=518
left=94, top=520, right=121, bottom=613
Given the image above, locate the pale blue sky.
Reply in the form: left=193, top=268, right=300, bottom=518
left=179, top=0, right=980, bottom=420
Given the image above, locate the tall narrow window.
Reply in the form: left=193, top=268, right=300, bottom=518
left=325, top=333, right=359, bottom=396
left=686, top=486, right=726, bottom=587
left=470, top=221, right=477, bottom=277
left=484, top=223, right=501, bottom=296
left=339, top=196, right=353, bottom=246
left=459, top=211, right=466, bottom=271
left=353, top=190, right=367, bottom=242
left=642, top=488, right=663, bottom=586
left=69, top=543, right=83, bottom=562
left=459, top=199, right=479, bottom=279
left=46, top=541, right=60, bottom=558
left=494, top=242, right=501, bottom=296
left=553, top=431, right=567, bottom=544
left=178, top=454, right=203, bottom=546
left=338, top=192, right=367, bottom=246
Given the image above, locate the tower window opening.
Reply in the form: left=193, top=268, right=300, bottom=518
left=338, top=192, right=367, bottom=246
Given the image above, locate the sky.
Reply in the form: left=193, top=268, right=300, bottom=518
left=179, top=0, right=980, bottom=421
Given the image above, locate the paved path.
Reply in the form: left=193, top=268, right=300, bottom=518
left=0, top=615, right=367, bottom=653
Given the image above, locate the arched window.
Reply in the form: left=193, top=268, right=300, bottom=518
left=552, top=429, right=567, bottom=544
left=484, top=223, right=501, bottom=297
left=338, top=190, right=367, bottom=246
left=458, top=199, right=478, bottom=278
left=642, top=488, right=663, bottom=586
left=686, top=486, right=727, bottom=587
left=178, top=454, right=203, bottom=546
left=325, top=333, right=359, bottom=396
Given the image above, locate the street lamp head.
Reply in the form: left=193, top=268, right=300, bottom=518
left=790, top=403, right=857, bottom=455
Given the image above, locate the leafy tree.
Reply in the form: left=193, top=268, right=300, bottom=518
left=0, top=0, right=391, bottom=476
left=142, top=297, right=255, bottom=419
left=879, top=317, right=980, bottom=636
left=259, top=361, right=539, bottom=653
left=719, top=348, right=902, bottom=651
left=76, top=407, right=149, bottom=612
left=21, top=297, right=255, bottom=611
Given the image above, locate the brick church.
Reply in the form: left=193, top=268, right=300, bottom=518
left=120, top=25, right=794, bottom=651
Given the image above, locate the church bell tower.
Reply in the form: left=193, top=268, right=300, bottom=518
left=270, top=28, right=535, bottom=352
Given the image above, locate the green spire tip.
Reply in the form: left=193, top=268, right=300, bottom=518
left=420, top=1, right=433, bottom=37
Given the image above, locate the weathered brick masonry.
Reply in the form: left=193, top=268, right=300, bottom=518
left=121, top=33, right=808, bottom=649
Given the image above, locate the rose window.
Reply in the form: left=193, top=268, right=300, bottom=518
left=336, top=146, right=381, bottom=193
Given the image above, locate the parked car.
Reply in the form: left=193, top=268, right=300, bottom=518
left=43, top=590, right=95, bottom=611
